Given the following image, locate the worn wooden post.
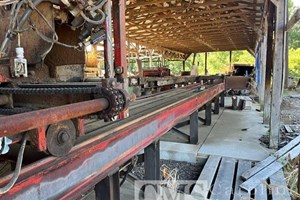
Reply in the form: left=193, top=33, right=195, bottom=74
left=204, top=52, right=208, bottom=75
left=298, top=157, right=300, bottom=195
left=260, top=16, right=268, bottom=110
left=283, top=0, right=289, bottom=89
left=192, top=53, right=197, bottom=65
left=263, top=2, right=275, bottom=124
left=183, top=60, right=186, bottom=71
left=229, top=51, right=232, bottom=70
left=270, top=0, right=287, bottom=148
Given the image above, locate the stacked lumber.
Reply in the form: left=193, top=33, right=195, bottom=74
left=240, top=135, right=300, bottom=192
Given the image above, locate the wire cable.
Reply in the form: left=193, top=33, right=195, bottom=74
left=0, top=134, right=28, bottom=194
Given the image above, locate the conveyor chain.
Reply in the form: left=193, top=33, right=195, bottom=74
left=0, top=86, right=130, bottom=118
left=0, top=107, right=33, bottom=115
left=0, top=87, right=99, bottom=94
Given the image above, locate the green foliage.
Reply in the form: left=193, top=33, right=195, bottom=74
left=129, top=0, right=300, bottom=78
left=289, top=48, right=300, bottom=76
left=289, top=0, right=300, bottom=49
left=168, top=50, right=255, bottom=76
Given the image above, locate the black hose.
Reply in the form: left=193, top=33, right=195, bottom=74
left=18, top=0, right=60, bottom=28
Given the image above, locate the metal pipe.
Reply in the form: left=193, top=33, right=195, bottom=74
left=0, top=99, right=109, bottom=137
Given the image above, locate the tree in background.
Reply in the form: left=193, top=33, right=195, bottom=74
left=288, top=0, right=300, bottom=77
left=167, top=50, right=254, bottom=76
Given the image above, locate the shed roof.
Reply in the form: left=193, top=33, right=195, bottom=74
left=126, top=0, right=264, bottom=55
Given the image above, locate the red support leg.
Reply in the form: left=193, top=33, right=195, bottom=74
left=112, top=0, right=127, bottom=83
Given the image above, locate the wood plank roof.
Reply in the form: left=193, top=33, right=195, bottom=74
left=125, top=0, right=264, bottom=55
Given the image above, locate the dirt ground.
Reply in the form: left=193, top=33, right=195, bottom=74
left=281, top=91, right=300, bottom=125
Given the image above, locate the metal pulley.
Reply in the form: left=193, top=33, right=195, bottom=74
left=46, top=120, right=76, bottom=157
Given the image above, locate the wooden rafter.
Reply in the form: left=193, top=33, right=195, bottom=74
left=126, top=0, right=264, bottom=56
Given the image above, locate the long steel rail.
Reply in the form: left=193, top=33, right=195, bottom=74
left=0, top=82, right=225, bottom=199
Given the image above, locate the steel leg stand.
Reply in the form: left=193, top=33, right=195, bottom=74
left=190, top=110, right=199, bottom=144
left=95, top=171, right=120, bottom=200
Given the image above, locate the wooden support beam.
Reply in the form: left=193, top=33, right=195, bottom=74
left=260, top=29, right=267, bottom=107
left=205, top=52, right=208, bottom=75
left=263, top=2, right=274, bottom=124
left=286, top=8, right=300, bottom=32
left=283, top=1, right=289, bottom=89
left=229, top=51, right=232, bottom=70
left=192, top=53, right=197, bottom=66
left=270, top=0, right=286, bottom=148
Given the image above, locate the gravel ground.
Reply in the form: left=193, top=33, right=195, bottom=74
left=281, top=95, right=300, bottom=124
left=131, top=159, right=203, bottom=181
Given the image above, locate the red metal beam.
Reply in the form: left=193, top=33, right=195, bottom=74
left=112, top=0, right=127, bottom=82
left=0, top=99, right=109, bottom=138
left=0, top=83, right=225, bottom=199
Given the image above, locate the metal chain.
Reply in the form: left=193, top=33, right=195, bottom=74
left=0, top=87, right=126, bottom=118
left=0, top=87, right=99, bottom=94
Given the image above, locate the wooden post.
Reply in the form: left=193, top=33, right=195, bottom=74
left=149, top=49, right=153, bottom=68
left=229, top=51, right=232, bottom=71
left=204, top=52, right=208, bottom=75
left=192, top=53, right=197, bottom=65
left=283, top=0, right=289, bottom=89
left=136, top=45, right=143, bottom=78
left=183, top=60, right=186, bottom=71
left=270, top=0, right=286, bottom=149
left=260, top=21, right=268, bottom=109
left=298, top=157, right=300, bottom=195
left=263, top=2, right=275, bottom=124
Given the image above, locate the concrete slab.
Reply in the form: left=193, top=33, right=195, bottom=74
left=198, top=98, right=271, bottom=161
left=160, top=141, right=199, bottom=163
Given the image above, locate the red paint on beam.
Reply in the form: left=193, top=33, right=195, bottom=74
left=36, top=126, right=47, bottom=151
left=112, top=0, right=127, bottom=82
left=0, top=99, right=109, bottom=138
left=0, top=83, right=225, bottom=199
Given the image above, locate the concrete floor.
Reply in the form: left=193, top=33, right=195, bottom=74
left=161, top=97, right=271, bottom=162
left=119, top=97, right=272, bottom=200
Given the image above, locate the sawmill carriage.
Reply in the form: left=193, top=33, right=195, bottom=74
left=0, top=0, right=129, bottom=156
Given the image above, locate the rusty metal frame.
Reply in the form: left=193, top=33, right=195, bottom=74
left=0, top=99, right=109, bottom=138
left=0, top=83, right=225, bottom=199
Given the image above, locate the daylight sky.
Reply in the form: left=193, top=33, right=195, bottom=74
left=293, top=0, right=300, bottom=8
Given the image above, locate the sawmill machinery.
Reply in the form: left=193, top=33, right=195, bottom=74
left=0, top=0, right=129, bottom=157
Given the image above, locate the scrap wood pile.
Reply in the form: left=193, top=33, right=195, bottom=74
left=240, top=135, right=300, bottom=198
left=260, top=125, right=300, bottom=148
left=284, top=158, right=300, bottom=199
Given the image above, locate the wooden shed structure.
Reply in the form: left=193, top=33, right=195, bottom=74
left=124, top=0, right=300, bottom=148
